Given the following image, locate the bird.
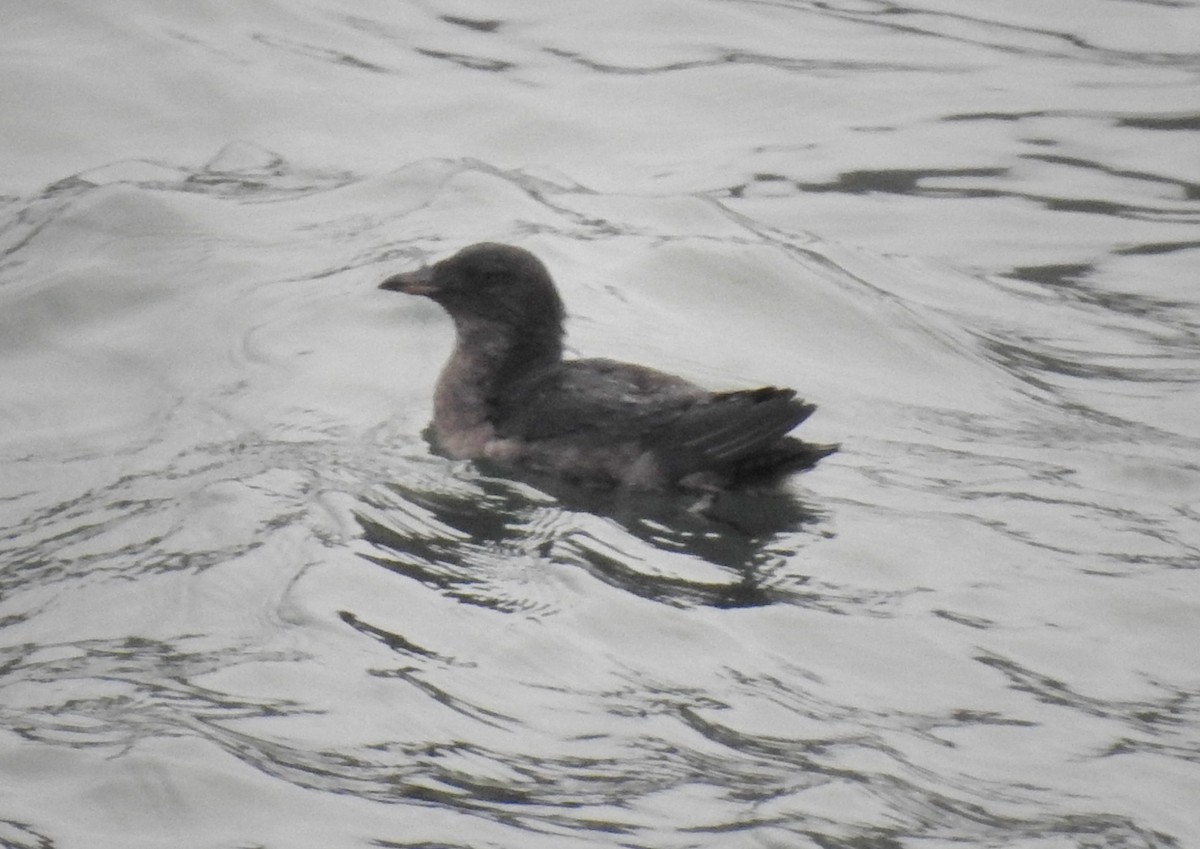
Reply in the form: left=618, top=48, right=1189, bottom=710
left=379, top=242, right=836, bottom=491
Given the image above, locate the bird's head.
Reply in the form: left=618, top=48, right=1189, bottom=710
left=381, top=242, right=566, bottom=333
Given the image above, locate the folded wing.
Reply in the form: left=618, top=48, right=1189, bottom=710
left=494, top=359, right=834, bottom=484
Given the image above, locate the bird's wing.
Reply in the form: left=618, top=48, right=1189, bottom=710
left=494, top=359, right=814, bottom=476
left=646, top=386, right=816, bottom=469
left=493, top=359, right=703, bottom=442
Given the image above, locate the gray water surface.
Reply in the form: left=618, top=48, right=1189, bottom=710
left=1, top=2, right=1198, bottom=848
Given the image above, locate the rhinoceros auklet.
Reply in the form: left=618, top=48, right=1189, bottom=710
left=380, top=243, right=836, bottom=491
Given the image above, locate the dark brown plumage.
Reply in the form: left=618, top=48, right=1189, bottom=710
left=380, top=242, right=836, bottom=491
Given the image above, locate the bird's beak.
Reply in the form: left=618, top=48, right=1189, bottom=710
left=380, top=266, right=437, bottom=296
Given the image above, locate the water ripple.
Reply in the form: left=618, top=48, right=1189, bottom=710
left=977, top=651, right=1200, bottom=763
left=788, top=0, right=1200, bottom=68
left=0, top=636, right=310, bottom=753
left=355, top=466, right=850, bottom=613
left=1, top=38, right=1196, bottom=840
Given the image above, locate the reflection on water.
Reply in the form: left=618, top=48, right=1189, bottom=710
left=356, top=463, right=832, bottom=612
left=1, top=0, right=1199, bottom=847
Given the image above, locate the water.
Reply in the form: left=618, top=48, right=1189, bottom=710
left=2, top=2, right=1198, bottom=847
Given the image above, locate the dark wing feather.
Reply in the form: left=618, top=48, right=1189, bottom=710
left=644, top=387, right=817, bottom=478
left=662, top=388, right=812, bottom=459
left=494, top=359, right=829, bottom=483
left=493, top=358, right=705, bottom=443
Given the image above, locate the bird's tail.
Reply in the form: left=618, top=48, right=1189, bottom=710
left=730, top=436, right=839, bottom=487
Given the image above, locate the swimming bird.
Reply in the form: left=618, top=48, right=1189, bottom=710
left=380, top=243, right=836, bottom=491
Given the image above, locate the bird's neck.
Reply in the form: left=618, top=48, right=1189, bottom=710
left=431, top=315, right=563, bottom=455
